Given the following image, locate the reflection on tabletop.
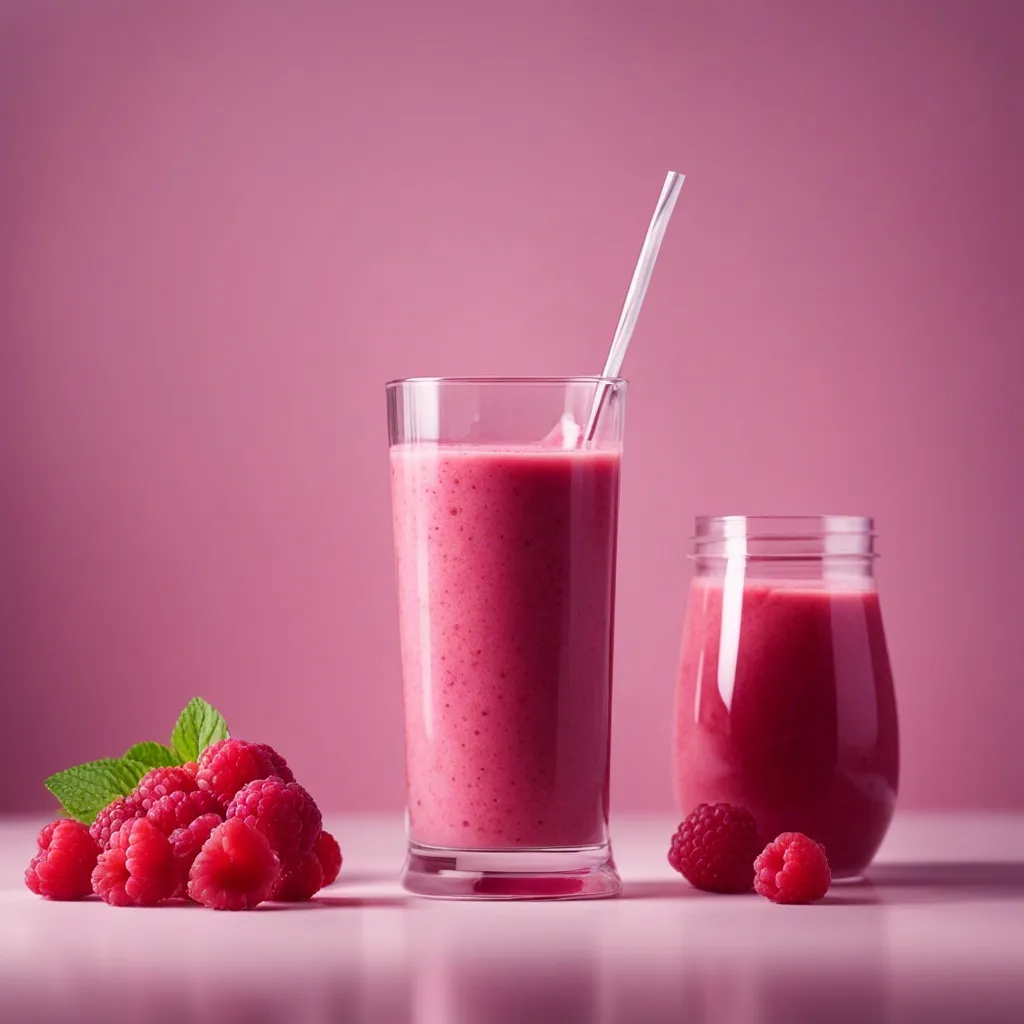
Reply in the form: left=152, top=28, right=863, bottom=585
left=2, top=815, right=1022, bottom=1024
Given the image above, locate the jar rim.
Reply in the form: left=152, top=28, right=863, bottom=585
left=692, top=515, right=877, bottom=560
left=695, top=514, right=873, bottom=536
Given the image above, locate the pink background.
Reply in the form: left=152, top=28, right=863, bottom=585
left=1, top=0, right=1021, bottom=814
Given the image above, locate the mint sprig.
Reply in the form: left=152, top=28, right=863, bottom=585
left=43, top=697, right=230, bottom=824
left=44, top=759, right=149, bottom=824
left=171, top=697, right=229, bottom=763
left=124, top=742, right=180, bottom=769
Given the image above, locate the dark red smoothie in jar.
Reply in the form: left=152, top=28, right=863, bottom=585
left=672, top=517, right=899, bottom=878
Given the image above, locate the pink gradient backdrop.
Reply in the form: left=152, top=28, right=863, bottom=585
left=1, top=0, right=1021, bottom=813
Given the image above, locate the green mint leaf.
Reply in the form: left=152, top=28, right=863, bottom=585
left=170, top=697, right=229, bottom=763
left=120, top=758, right=150, bottom=788
left=124, top=742, right=182, bottom=769
left=44, top=758, right=149, bottom=824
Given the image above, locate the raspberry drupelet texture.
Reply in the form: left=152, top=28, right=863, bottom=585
left=754, top=832, right=832, bottom=904
left=169, top=813, right=223, bottom=898
left=146, top=789, right=225, bottom=836
left=225, top=778, right=322, bottom=863
left=36, top=820, right=60, bottom=849
left=91, top=818, right=177, bottom=907
left=668, top=803, right=762, bottom=893
left=90, top=795, right=143, bottom=848
left=195, top=739, right=283, bottom=805
left=188, top=818, right=280, bottom=910
left=25, top=820, right=101, bottom=900
left=253, top=743, right=295, bottom=784
left=133, top=767, right=198, bottom=811
left=272, top=852, right=323, bottom=901
left=315, top=831, right=342, bottom=888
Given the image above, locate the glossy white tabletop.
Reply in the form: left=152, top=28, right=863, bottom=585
left=2, top=813, right=1022, bottom=1023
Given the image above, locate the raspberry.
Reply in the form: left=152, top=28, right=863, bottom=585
left=133, top=766, right=198, bottom=811
left=91, top=818, right=177, bottom=906
left=754, top=832, right=831, bottom=904
left=25, top=820, right=101, bottom=900
left=195, top=739, right=282, bottom=804
left=668, top=803, right=762, bottom=893
left=187, top=818, right=280, bottom=911
left=225, top=778, right=321, bottom=863
left=146, top=789, right=224, bottom=835
left=90, top=795, right=143, bottom=848
left=253, top=743, right=295, bottom=784
left=36, top=820, right=61, bottom=849
left=169, top=812, right=222, bottom=898
left=272, top=852, right=323, bottom=901
left=315, top=831, right=342, bottom=888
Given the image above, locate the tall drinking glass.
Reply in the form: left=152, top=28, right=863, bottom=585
left=386, top=377, right=626, bottom=899
left=673, top=515, right=899, bottom=879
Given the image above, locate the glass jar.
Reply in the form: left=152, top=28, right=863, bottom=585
left=672, top=515, right=899, bottom=878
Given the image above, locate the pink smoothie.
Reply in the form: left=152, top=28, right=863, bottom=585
left=674, top=577, right=899, bottom=876
left=390, top=443, right=621, bottom=850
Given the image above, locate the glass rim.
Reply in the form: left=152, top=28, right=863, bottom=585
left=385, top=375, right=628, bottom=389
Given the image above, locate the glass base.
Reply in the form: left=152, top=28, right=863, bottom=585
left=402, top=840, right=622, bottom=900
left=830, top=871, right=868, bottom=884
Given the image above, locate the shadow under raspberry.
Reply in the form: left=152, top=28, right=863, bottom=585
left=255, top=893, right=411, bottom=910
